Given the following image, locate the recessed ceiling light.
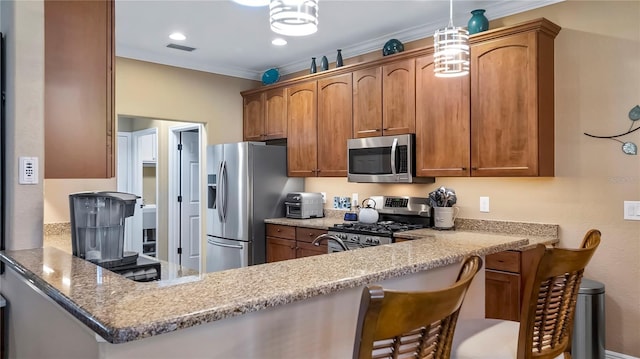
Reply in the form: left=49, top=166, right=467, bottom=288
left=169, top=32, right=186, bottom=41
left=272, top=38, right=287, bottom=46
left=232, top=0, right=269, bottom=6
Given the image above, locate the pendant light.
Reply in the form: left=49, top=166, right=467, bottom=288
left=270, top=0, right=318, bottom=37
left=433, top=0, right=469, bottom=77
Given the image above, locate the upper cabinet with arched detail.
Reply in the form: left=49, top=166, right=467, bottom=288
left=353, top=67, right=383, bottom=138
left=317, top=73, right=353, bottom=177
left=382, top=59, right=416, bottom=136
left=415, top=54, right=471, bottom=177
left=470, top=20, right=560, bottom=176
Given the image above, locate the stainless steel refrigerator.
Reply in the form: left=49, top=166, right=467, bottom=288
left=206, top=142, right=302, bottom=273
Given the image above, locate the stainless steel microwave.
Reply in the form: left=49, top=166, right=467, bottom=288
left=347, top=134, right=434, bottom=183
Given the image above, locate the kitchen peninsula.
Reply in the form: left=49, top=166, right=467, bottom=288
left=2, top=228, right=549, bottom=358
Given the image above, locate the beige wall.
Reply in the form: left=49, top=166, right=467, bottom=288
left=307, top=1, right=640, bottom=355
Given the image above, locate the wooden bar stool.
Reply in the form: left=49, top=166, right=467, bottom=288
left=451, top=229, right=601, bottom=359
left=353, top=255, right=483, bottom=359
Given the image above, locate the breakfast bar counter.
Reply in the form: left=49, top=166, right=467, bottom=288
left=1, top=230, right=531, bottom=358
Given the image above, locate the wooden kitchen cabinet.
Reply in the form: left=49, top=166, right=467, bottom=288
left=382, top=59, right=416, bottom=136
left=295, top=227, right=328, bottom=258
left=353, top=67, right=383, bottom=138
left=242, top=93, right=264, bottom=141
left=415, top=54, right=471, bottom=177
left=352, top=60, right=415, bottom=138
left=243, top=88, right=287, bottom=141
left=317, top=73, right=353, bottom=177
left=470, top=20, right=559, bottom=176
left=287, top=81, right=318, bottom=177
left=266, top=224, right=296, bottom=262
left=287, top=74, right=352, bottom=178
left=44, top=0, right=115, bottom=178
left=485, top=248, right=539, bottom=321
left=266, top=224, right=327, bottom=262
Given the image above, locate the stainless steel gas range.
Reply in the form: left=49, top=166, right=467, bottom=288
left=325, top=196, right=431, bottom=253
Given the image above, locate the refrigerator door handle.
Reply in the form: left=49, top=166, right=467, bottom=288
left=216, top=161, right=224, bottom=222
left=221, top=160, right=228, bottom=221
left=208, top=239, right=243, bottom=250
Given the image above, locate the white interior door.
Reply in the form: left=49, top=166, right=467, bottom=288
left=117, top=133, right=134, bottom=252
left=179, top=131, right=200, bottom=270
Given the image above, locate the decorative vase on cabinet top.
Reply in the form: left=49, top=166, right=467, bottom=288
left=467, top=9, right=489, bottom=35
left=320, top=56, right=329, bottom=71
left=336, top=49, right=343, bottom=68
left=310, top=57, right=317, bottom=74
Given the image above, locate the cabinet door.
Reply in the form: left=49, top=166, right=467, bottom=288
left=382, top=59, right=415, bottom=135
left=264, top=88, right=287, bottom=140
left=243, top=92, right=264, bottom=141
left=296, top=241, right=327, bottom=258
left=415, top=54, right=470, bottom=177
left=266, top=236, right=296, bottom=263
left=295, top=227, right=327, bottom=243
left=471, top=32, right=541, bottom=176
left=485, top=269, right=521, bottom=321
left=353, top=67, right=383, bottom=138
left=138, top=133, right=157, bottom=162
left=44, top=0, right=114, bottom=178
left=317, top=74, right=352, bottom=177
left=287, top=82, right=318, bottom=177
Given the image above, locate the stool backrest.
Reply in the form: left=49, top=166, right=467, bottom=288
left=353, top=255, right=483, bottom=359
left=518, top=229, right=601, bottom=359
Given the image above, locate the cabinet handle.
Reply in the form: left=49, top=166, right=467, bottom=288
left=472, top=167, right=478, bottom=170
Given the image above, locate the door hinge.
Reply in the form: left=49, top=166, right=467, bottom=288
left=177, top=144, right=183, bottom=151
left=177, top=195, right=182, bottom=202
left=177, top=247, right=182, bottom=255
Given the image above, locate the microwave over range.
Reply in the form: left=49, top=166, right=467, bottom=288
left=347, top=134, right=434, bottom=184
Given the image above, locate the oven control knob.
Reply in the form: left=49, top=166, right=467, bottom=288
left=349, top=235, right=359, bottom=243
left=365, top=237, right=380, bottom=245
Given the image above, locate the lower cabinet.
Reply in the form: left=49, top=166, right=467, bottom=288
left=485, top=248, right=538, bottom=321
left=266, top=224, right=327, bottom=263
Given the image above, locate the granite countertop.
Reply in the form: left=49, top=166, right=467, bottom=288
left=1, top=229, right=529, bottom=345
left=44, top=233, right=199, bottom=281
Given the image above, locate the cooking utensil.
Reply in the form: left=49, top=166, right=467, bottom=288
left=359, top=198, right=379, bottom=224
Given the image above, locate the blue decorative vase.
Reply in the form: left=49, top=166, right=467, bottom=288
left=310, top=57, right=317, bottom=74
left=468, top=9, right=489, bottom=35
left=321, top=56, right=329, bottom=71
left=336, top=49, right=343, bottom=68
left=382, top=39, right=404, bottom=56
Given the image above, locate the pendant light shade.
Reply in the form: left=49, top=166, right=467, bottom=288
left=434, top=0, right=469, bottom=77
left=270, top=0, right=318, bottom=37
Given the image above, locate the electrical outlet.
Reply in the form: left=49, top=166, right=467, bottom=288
left=479, top=196, right=490, bottom=213
left=320, top=192, right=327, bottom=204
left=623, top=201, right=640, bottom=221
left=19, top=156, right=38, bottom=185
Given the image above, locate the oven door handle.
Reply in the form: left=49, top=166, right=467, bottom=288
left=390, top=138, right=398, bottom=176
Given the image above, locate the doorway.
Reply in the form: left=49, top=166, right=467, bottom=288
left=168, top=123, right=204, bottom=271
left=117, top=116, right=204, bottom=271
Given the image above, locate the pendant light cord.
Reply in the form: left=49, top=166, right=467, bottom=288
left=448, top=0, right=454, bottom=27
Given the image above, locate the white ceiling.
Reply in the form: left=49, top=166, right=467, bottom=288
left=115, top=0, right=561, bottom=81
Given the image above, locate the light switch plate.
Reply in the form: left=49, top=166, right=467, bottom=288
left=19, top=156, right=38, bottom=185
left=479, top=197, right=490, bottom=213
left=623, top=201, right=640, bottom=221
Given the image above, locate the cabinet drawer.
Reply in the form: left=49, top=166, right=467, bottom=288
left=296, top=227, right=327, bottom=243
left=486, top=250, right=521, bottom=273
left=266, top=224, right=296, bottom=240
